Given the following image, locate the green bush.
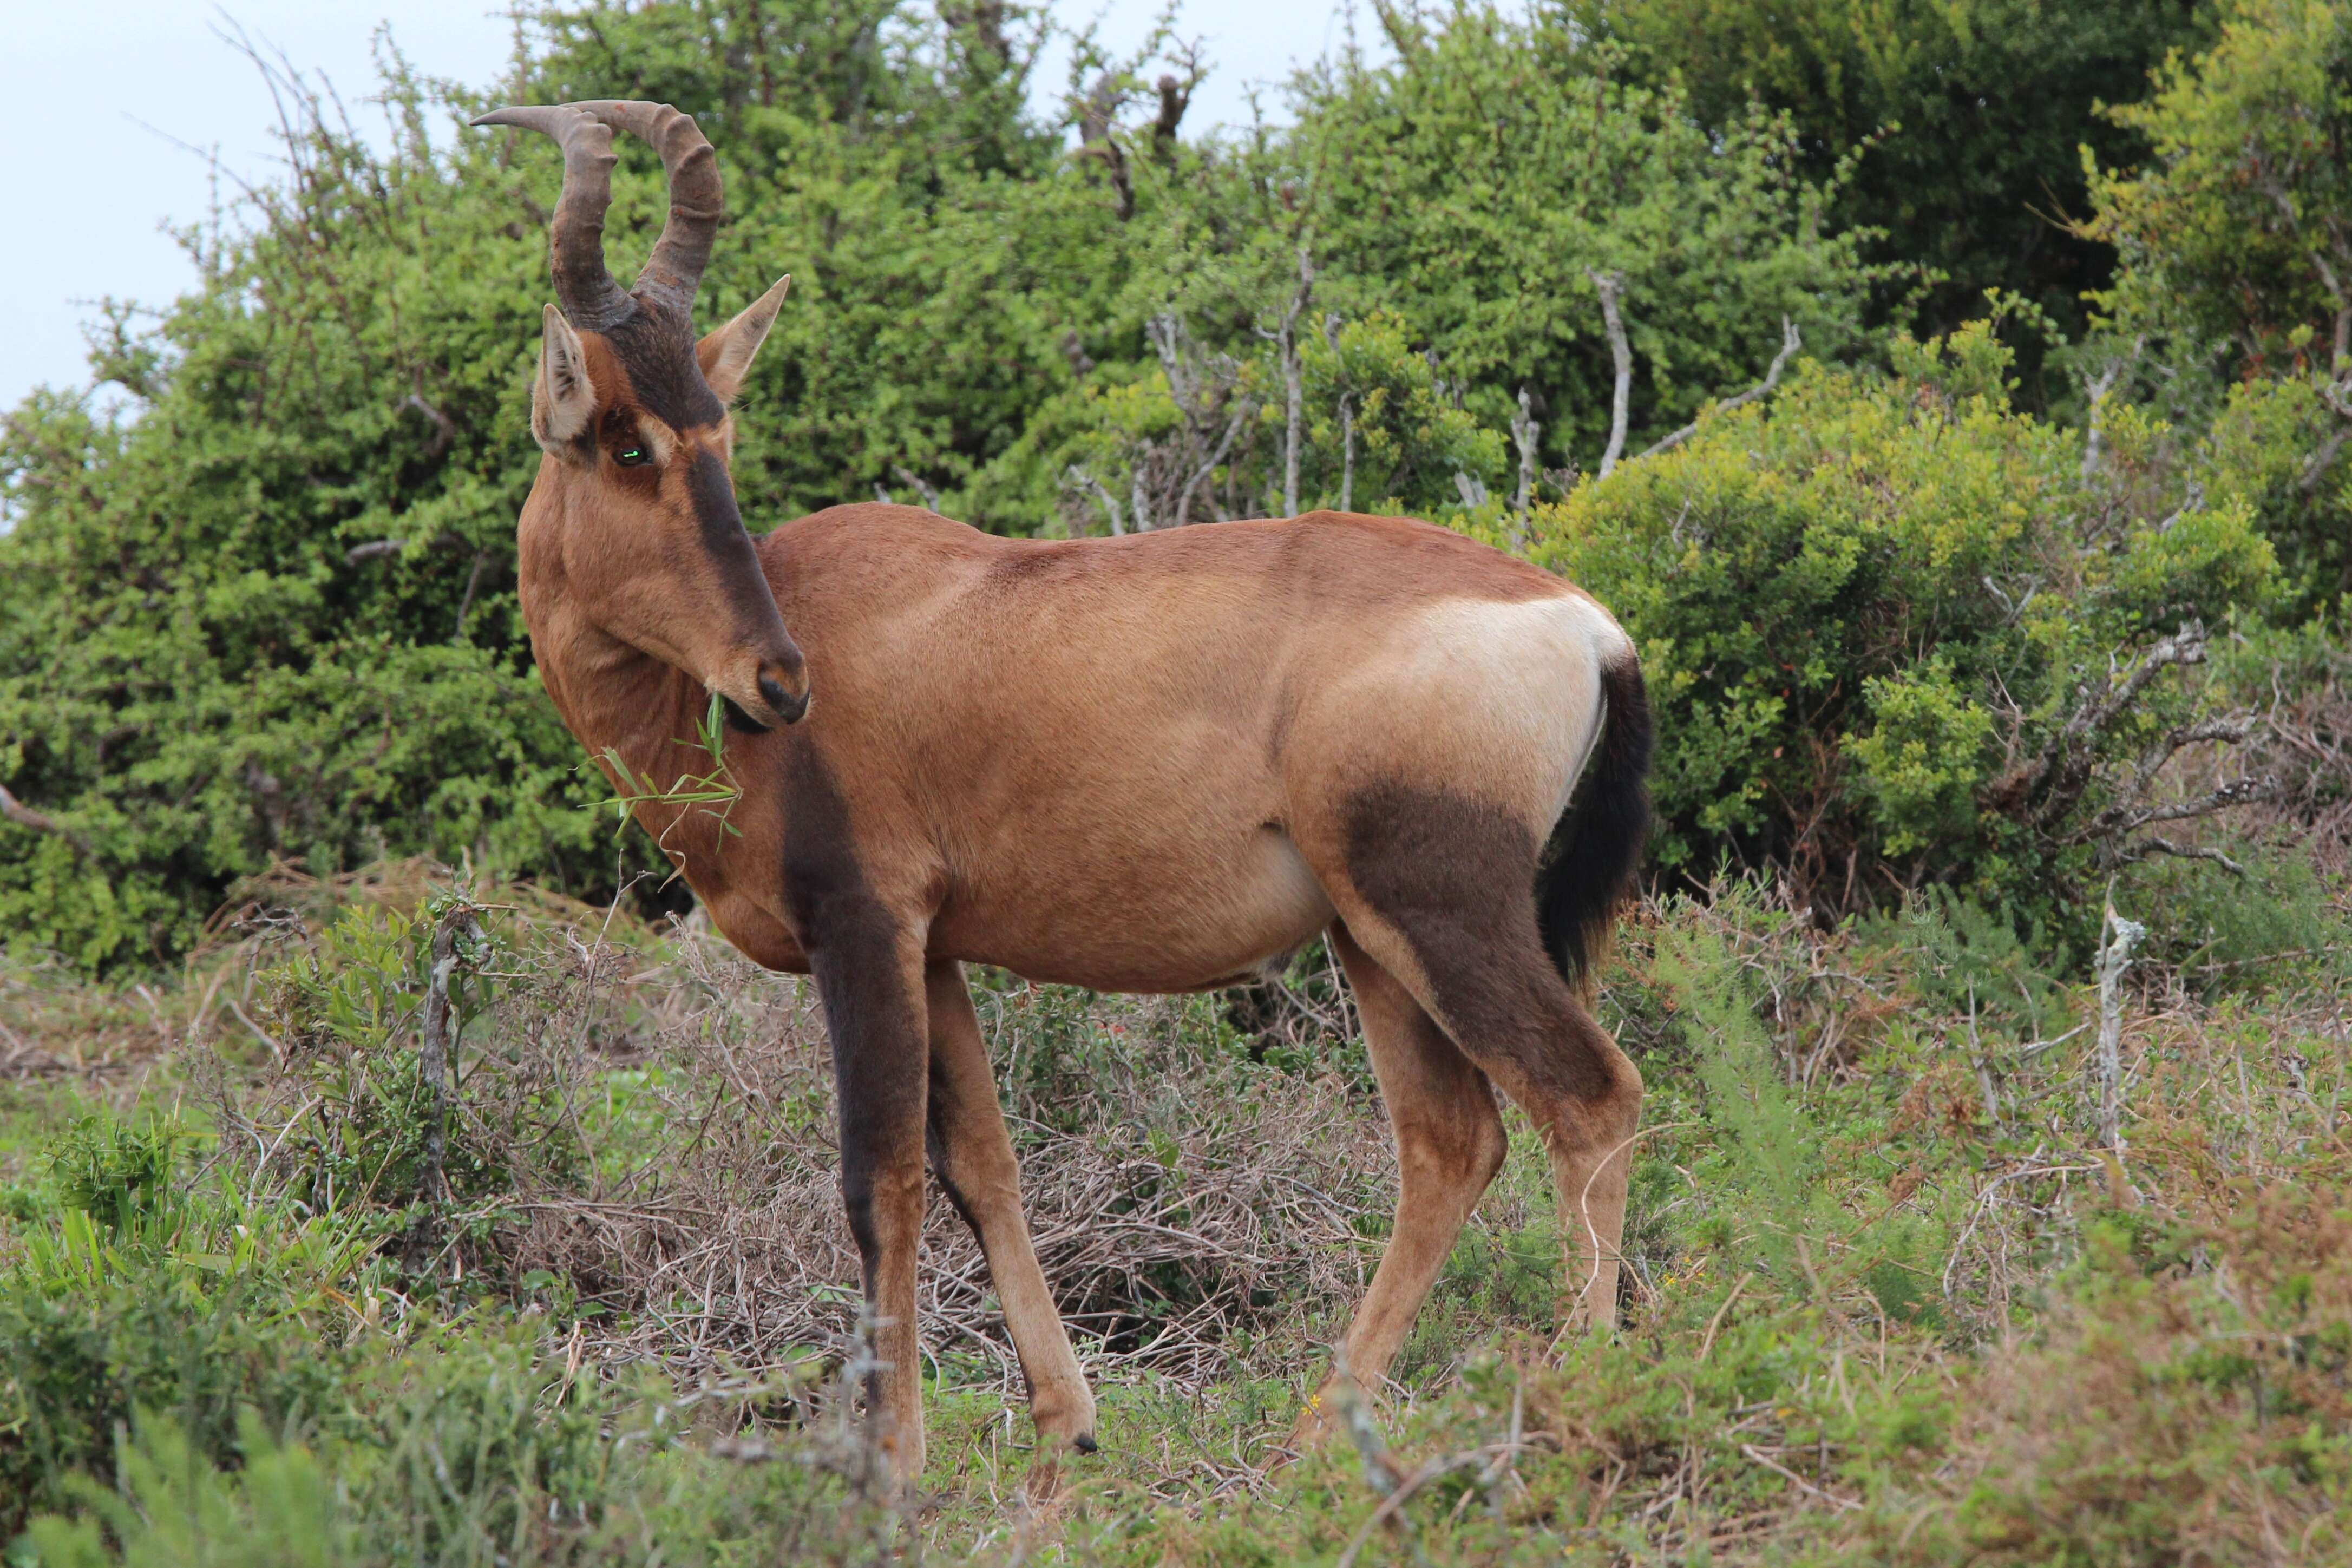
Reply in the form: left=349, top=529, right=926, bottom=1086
left=45, top=1118, right=182, bottom=1237
left=17, top=1335, right=902, bottom=1568
left=0, top=1086, right=888, bottom=1563
left=257, top=897, right=575, bottom=1222
left=1573, top=0, right=2218, bottom=357
left=1521, top=320, right=2279, bottom=933
left=2082, top=0, right=2352, bottom=612
left=1293, top=6, right=1881, bottom=464
left=0, top=1129, right=378, bottom=1537
left=24, top=1413, right=355, bottom=1568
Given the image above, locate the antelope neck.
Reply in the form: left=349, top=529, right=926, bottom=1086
left=522, top=543, right=756, bottom=850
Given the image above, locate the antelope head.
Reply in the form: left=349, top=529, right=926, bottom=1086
left=475, top=100, right=807, bottom=728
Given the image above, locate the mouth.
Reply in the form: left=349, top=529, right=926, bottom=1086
left=714, top=659, right=810, bottom=732
left=720, top=694, right=772, bottom=734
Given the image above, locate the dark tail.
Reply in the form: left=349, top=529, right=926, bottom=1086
left=1535, top=653, right=1653, bottom=988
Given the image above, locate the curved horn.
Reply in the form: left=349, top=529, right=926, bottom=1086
left=568, top=101, right=724, bottom=312
left=470, top=104, right=632, bottom=330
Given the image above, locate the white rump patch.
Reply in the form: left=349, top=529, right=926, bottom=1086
left=1387, top=593, right=1632, bottom=826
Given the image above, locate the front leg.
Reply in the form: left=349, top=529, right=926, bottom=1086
left=924, top=961, right=1097, bottom=1467
left=807, top=907, right=932, bottom=1487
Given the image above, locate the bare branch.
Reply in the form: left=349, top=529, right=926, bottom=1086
left=1151, top=42, right=1204, bottom=156
left=1063, top=465, right=1125, bottom=536
left=2312, top=248, right=2350, bottom=319
left=2156, top=481, right=2204, bottom=533
left=2077, top=345, right=2137, bottom=480
left=0, top=783, right=94, bottom=857
left=1256, top=250, right=1314, bottom=516
left=345, top=532, right=468, bottom=567
left=2297, top=413, right=2349, bottom=495
left=1324, top=312, right=1355, bottom=513
left=1590, top=271, right=1632, bottom=479
left=2094, top=902, right=2145, bottom=1153
left=2122, top=715, right=2258, bottom=804
left=1075, top=69, right=1124, bottom=146
left=1510, top=386, right=1540, bottom=516
left=891, top=465, right=942, bottom=510
left=452, top=549, right=489, bottom=642
left=420, top=902, right=487, bottom=1204
left=1177, top=405, right=1249, bottom=529
left=403, top=392, right=456, bottom=458
left=2115, top=836, right=2249, bottom=876
left=1140, top=313, right=1253, bottom=528
left=1639, top=317, right=1803, bottom=463
left=1075, top=71, right=1136, bottom=221
left=2025, top=621, right=2211, bottom=829
left=1148, top=313, right=1190, bottom=405
left=2087, top=777, right=2275, bottom=841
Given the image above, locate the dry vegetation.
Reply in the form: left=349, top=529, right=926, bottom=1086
left=2, top=854, right=2346, bottom=1563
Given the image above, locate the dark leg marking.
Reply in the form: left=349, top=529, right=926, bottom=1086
left=783, top=740, right=931, bottom=1475
left=1339, top=784, right=1644, bottom=1335
left=1343, top=783, right=1620, bottom=1104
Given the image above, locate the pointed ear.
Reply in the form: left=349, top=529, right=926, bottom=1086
left=696, top=275, right=791, bottom=403
left=532, top=304, right=597, bottom=454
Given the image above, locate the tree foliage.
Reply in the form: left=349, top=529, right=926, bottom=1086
left=1575, top=0, right=2218, bottom=359
left=0, top=0, right=2337, bottom=969
left=1290, top=6, right=1881, bottom=470
left=2082, top=0, right=2352, bottom=608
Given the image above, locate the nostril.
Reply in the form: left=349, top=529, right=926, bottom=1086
left=758, top=672, right=810, bottom=724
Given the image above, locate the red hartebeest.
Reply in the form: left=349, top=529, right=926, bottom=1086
left=474, top=100, right=1652, bottom=1486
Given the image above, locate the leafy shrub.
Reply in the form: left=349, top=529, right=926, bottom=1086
left=2082, top=0, right=2352, bottom=612
left=0, top=1132, right=379, bottom=1537
left=45, top=1118, right=182, bottom=1237
left=1872, top=1185, right=2352, bottom=1565
left=19, top=1335, right=903, bottom=1568
left=1524, top=320, right=2278, bottom=933
left=24, top=1413, right=355, bottom=1568
left=1297, top=5, right=1881, bottom=462
left=257, top=897, right=574, bottom=1224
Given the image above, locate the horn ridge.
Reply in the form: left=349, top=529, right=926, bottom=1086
left=568, top=101, right=725, bottom=312
left=471, top=104, right=633, bottom=330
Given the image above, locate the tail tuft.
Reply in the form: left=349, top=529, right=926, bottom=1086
left=1535, top=654, right=1653, bottom=989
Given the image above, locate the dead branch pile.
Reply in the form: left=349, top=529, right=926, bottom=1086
left=222, top=877, right=1399, bottom=1394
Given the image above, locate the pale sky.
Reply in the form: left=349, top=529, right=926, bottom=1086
left=2, top=1, right=1377, bottom=412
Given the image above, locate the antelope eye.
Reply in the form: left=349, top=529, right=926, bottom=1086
left=614, top=444, right=650, bottom=467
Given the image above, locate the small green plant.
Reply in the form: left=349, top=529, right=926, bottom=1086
left=592, top=692, right=744, bottom=848
left=247, top=888, right=578, bottom=1244
left=47, top=1116, right=184, bottom=1237
left=0, top=1112, right=385, bottom=1537
left=24, top=1410, right=352, bottom=1568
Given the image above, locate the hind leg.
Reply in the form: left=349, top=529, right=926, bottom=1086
left=1308, top=789, right=1644, bottom=1337
left=1289, top=922, right=1506, bottom=1449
